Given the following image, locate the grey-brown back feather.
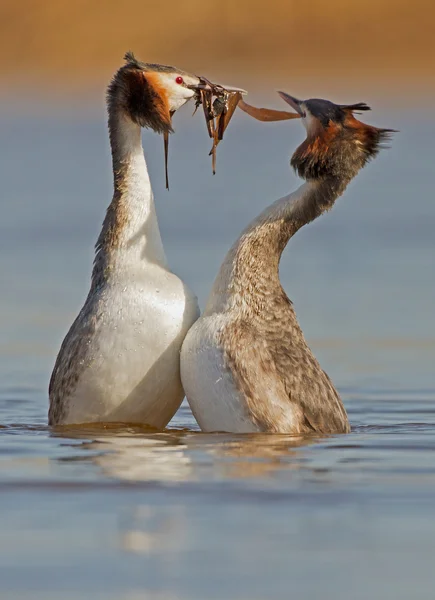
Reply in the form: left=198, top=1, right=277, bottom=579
left=48, top=291, right=102, bottom=424
left=220, top=255, right=350, bottom=434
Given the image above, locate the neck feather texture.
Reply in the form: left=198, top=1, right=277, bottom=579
left=91, top=108, right=167, bottom=291
left=205, top=175, right=350, bottom=315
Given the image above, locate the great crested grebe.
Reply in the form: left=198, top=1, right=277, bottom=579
left=181, top=92, right=393, bottom=434
left=49, top=53, right=205, bottom=426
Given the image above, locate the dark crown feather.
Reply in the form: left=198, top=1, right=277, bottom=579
left=124, top=51, right=141, bottom=68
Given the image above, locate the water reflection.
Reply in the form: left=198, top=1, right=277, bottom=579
left=88, top=436, right=192, bottom=482
left=185, top=432, right=325, bottom=480
left=53, top=424, right=191, bottom=482
left=119, top=504, right=187, bottom=556
left=53, top=423, right=325, bottom=483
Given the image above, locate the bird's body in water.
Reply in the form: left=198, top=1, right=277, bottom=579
left=181, top=93, right=393, bottom=434
left=49, top=53, right=203, bottom=426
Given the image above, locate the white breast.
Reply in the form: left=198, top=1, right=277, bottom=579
left=180, top=315, right=259, bottom=433
left=60, top=266, right=199, bottom=427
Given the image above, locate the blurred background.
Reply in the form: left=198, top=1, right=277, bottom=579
left=0, top=0, right=434, bottom=100
left=1, top=2, right=435, bottom=599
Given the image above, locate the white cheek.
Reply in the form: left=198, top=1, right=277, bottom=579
left=156, top=74, right=195, bottom=111
left=168, top=86, right=195, bottom=111
left=303, top=112, right=315, bottom=131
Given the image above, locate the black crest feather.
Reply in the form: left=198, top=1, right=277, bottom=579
left=122, top=51, right=181, bottom=75
left=123, top=51, right=140, bottom=67
left=339, top=102, right=371, bottom=113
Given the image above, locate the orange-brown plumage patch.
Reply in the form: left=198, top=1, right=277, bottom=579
left=300, top=120, right=339, bottom=160
left=343, top=113, right=393, bottom=158
left=120, top=68, right=173, bottom=134
left=343, top=113, right=371, bottom=136
left=144, top=72, right=172, bottom=130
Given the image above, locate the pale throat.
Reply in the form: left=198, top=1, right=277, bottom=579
left=204, top=179, right=338, bottom=315
left=107, top=109, right=167, bottom=267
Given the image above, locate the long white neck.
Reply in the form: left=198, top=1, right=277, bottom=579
left=92, top=111, right=167, bottom=290
left=205, top=177, right=347, bottom=316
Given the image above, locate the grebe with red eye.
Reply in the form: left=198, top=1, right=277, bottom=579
left=49, top=53, right=205, bottom=426
left=181, top=92, right=394, bottom=434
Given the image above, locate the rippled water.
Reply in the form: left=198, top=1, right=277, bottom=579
left=0, top=100, right=434, bottom=599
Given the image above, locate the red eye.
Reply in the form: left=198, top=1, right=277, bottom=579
left=175, top=76, right=184, bottom=85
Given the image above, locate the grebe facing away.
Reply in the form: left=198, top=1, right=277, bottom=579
left=49, top=53, right=205, bottom=426
left=181, top=93, right=394, bottom=434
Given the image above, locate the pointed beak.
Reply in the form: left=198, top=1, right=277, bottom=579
left=186, top=76, right=214, bottom=92
left=278, top=92, right=303, bottom=116
left=187, top=76, right=247, bottom=94
left=187, top=82, right=210, bottom=91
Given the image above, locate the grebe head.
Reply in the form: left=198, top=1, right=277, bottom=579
left=107, top=51, right=204, bottom=134
left=278, top=92, right=395, bottom=181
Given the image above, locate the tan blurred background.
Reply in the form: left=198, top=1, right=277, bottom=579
left=1, top=0, right=433, bottom=101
